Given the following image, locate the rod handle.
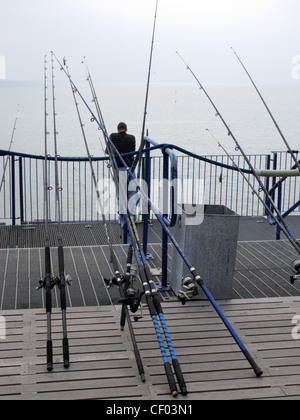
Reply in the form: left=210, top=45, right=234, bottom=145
left=243, top=349, right=263, bottom=377
left=47, top=340, right=53, bottom=371
left=172, top=358, right=188, bottom=396
left=164, top=362, right=178, bottom=397
left=63, top=337, right=70, bottom=368
left=133, top=345, right=146, bottom=383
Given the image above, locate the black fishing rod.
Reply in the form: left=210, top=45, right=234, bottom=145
left=131, top=0, right=159, bottom=175
left=50, top=53, right=70, bottom=368
left=0, top=105, right=19, bottom=193
left=64, top=59, right=146, bottom=383
left=41, top=55, right=54, bottom=371
left=53, top=52, right=263, bottom=380
left=231, top=47, right=300, bottom=172
left=176, top=51, right=300, bottom=256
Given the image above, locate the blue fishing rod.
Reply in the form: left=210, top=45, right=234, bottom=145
left=131, top=0, right=159, bottom=175
left=53, top=52, right=263, bottom=379
left=176, top=51, right=300, bottom=257
left=231, top=47, right=300, bottom=172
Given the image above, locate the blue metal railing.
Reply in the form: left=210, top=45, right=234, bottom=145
left=0, top=147, right=299, bottom=227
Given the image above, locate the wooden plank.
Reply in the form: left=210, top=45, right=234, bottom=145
left=1, top=298, right=300, bottom=400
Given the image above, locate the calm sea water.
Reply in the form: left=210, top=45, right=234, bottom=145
left=0, top=80, right=299, bottom=158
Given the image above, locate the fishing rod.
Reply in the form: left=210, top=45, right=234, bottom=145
left=37, top=53, right=71, bottom=370
left=207, top=127, right=300, bottom=282
left=206, top=128, right=299, bottom=249
left=82, top=57, right=108, bottom=143
left=39, top=55, right=54, bottom=371
left=176, top=51, right=300, bottom=256
left=53, top=52, right=263, bottom=379
left=78, top=56, right=187, bottom=396
left=231, top=47, right=300, bottom=172
left=64, top=59, right=146, bottom=383
left=131, top=0, right=159, bottom=175
left=0, top=105, right=19, bottom=193
left=37, top=55, right=71, bottom=370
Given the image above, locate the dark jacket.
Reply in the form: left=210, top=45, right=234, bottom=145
left=106, top=132, right=136, bottom=167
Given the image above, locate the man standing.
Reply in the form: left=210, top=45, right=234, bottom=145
left=106, top=123, right=136, bottom=226
left=107, top=122, right=136, bottom=168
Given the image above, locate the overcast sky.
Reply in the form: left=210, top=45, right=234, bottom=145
left=1, top=0, right=300, bottom=84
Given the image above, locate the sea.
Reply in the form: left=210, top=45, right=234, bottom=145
left=0, top=80, right=299, bottom=159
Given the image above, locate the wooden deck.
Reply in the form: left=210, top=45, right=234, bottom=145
left=1, top=297, right=300, bottom=400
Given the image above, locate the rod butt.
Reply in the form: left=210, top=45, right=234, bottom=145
left=164, top=362, right=178, bottom=397
left=63, top=337, right=70, bottom=369
left=47, top=340, right=53, bottom=371
left=243, top=349, right=263, bottom=377
left=172, top=358, right=188, bottom=396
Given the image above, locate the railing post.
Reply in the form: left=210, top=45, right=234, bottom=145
left=160, top=153, right=170, bottom=290
left=143, top=139, right=153, bottom=259
left=265, top=154, right=271, bottom=216
left=11, top=156, right=16, bottom=226
left=19, top=157, right=24, bottom=224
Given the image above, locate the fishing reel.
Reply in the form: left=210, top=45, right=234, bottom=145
left=290, top=259, right=300, bottom=284
left=178, top=275, right=198, bottom=305
left=119, top=287, right=145, bottom=314
left=105, top=267, right=144, bottom=314
left=37, top=274, right=72, bottom=290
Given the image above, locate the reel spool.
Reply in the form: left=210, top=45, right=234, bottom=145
left=178, top=275, right=198, bottom=305
left=290, top=259, right=300, bottom=284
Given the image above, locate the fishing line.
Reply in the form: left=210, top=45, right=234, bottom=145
left=231, top=47, right=300, bottom=172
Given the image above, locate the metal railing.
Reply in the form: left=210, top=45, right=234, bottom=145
left=0, top=146, right=299, bottom=226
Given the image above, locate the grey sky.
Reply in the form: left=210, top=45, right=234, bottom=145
left=1, top=0, right=300, bottom=85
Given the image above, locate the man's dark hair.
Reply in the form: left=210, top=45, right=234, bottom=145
left=117, top=122, right=127, bottom=131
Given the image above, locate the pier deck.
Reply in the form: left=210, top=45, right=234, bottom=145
left=0, top=216, right=299, bottom=400
left=1, top=297, right=300, bottom=400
